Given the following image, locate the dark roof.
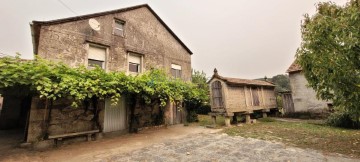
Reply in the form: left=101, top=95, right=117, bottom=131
left=286, top=60, right=302, bottom=73
left=208, top=68, right=275, bottom=87
left=30, top=4, right=193, bottom=55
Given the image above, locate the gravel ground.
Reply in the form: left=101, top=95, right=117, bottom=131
left=94, top=133, right=357, bottom=162
left=1, top=125, right=357, bottom=162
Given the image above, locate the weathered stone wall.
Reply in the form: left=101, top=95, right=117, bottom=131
left=226, top=86, right=246, bottom=112
left=27, top=97, right=103, bottom=143
left=164, top=101, right=173, bottom=125
left=36, top=7, right=191, bottom=80
left=132, top=102, right=163, bottom=128
left=289, top=72, right=329, bottom=112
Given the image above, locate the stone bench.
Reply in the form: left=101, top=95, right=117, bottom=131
left=48, top=129, right=100, bottom=145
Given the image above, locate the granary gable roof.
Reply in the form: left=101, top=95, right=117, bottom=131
left=30, top=4, right=193, bottom=55
left=208, top=68, right=275, bottom=87
left=286, top=60, right=302, bottom=73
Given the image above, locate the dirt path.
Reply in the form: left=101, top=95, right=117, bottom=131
left=0, top=125, right=221, bottom=162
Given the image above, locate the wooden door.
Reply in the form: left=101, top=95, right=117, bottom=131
left=282, top=93, right=294, bottom=114
left=104, top=98, right=127, bottom=133
left=172, top=103, right=182, bottom=124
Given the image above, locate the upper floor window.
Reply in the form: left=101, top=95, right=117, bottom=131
left=171, top=64, right=182, bottom=78
left=128, top=53, right=142, bottom=73
left=114, top=20, right=124, bottom=36
left=88, top=45, right=106, bottom=69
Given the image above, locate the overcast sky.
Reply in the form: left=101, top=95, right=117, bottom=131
left=0, top=0, right=348, bottom=79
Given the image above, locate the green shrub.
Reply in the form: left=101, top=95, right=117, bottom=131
left=187, top=110, right=199, bottom=123
left=326, top=111, right=360, bottom=129
left=195, top=104, right=211, bottom=115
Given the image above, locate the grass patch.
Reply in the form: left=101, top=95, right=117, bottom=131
left=197, top=115, right=225, bottom=128
left=257, top=117, right=276, bottom=122
left=197, top=115, right=360, bottom=158
left=224, top=119, right=360, bottom=158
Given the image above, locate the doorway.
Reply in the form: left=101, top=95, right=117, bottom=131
left=103, top=98, right=127, bottom=133
left=172, top=103, right=183, bottom=124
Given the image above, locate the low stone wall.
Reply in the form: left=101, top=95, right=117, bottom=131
left=131, top=101, right=164, bottom=129
left=27, top=97, right=102, bottom=143
left=26, top=96, right=179, bottom=146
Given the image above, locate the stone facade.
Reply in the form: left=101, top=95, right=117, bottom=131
left=25, top=4, right=192, bottom=145
left=33, top=6, right=191, bottom=80
left=27, top=97, right=103, bottom=143
left=289, top=71, right=329, bottom=113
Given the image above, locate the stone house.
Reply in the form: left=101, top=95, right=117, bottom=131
left=0, top=4, right=192, bottom=147
left=285, top=60, right=330, bottom=113
left=208, top=69, right=277, bottom=126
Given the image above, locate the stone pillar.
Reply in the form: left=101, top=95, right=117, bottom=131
left=245, top=114, right=251, bottom=124
left=262, top=112, right=268, bottom=118
left=262, top=109, right=270, bottom=118
left=225, top=116, right=231, bottom=127
left=211, top=116, right=217, bottom=126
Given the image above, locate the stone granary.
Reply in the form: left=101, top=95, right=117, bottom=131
left=208, top=69, right=277, bottom=126
left=285, top=60, right=330, bottom=113
left=0, top=4, right=192, bottom=147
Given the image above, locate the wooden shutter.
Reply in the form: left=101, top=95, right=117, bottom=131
left=252, top=87, right=260, bottom=106
left=212, top=81, right=224, bottom=108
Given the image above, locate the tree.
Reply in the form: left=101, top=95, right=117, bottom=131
left=270, top=74, right=290, bottom=94
left=185, top=70, right=210, bottom=122
left=296, top=0, right=360, bottom=121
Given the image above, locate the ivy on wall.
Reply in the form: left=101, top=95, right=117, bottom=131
left=0, top=56, right=207, bottom=108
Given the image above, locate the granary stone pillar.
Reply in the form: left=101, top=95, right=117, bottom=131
left=262, top=112, right=268, bottom=118
left=211, top=116, right=217, bottom=126
left=245, top=113, right=251, bottom=124
left=262, top=109, right=270, bottom=118
left=224, top=116, right=231, bottom=127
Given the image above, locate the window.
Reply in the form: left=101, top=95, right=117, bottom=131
left=114, top=20, right=124, bottom=36
left=128, top=53, right=142, bottom=73
left=171, top=64, right=182, bottom=78
left=88, top=45, right=106, bottom=69
left=212, top=81, right=224, bottom=108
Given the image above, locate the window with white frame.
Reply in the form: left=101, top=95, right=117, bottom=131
left=88, top=45, right=106, bottom=69
left=128, top=53, right=142, bottom=73
left=171, top=64, right=182, bottom=78
left=114, top=19, right=124, bottom=36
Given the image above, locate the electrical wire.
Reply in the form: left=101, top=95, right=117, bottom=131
left=56, top=0, right=79, bottom=16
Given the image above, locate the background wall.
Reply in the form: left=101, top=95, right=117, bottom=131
left=289, top=72, right=329, bottom=112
